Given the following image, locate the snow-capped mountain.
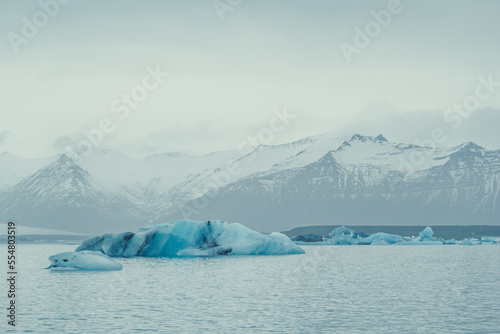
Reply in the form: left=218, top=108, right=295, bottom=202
left=0, top=151, right=56, bottom=190
left=1, top=134, right=499, bottom=233
left=0, top=155, right=142, bottom=233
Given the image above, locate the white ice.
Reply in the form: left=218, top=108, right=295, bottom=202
left=76, top=220, right=305, bottom=257
left=48, top=251, right=123, bottom=270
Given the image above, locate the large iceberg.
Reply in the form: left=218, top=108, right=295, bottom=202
left=47, top=251, right=123, bottom=270
left=76, top=220, right=305, bottom=257
left=292, top=226, right=500, bottom=246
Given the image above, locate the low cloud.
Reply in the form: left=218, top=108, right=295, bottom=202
left=53, top=136, right=76, bottom=150
left=0, top=130, right=12, bottom=145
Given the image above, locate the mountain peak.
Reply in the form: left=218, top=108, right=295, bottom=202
left=334, top=141, right=352, bottom=152
left=318, top=151, right=340, bottom=164
left=459, top=142, right=483, bottom=151
left=0, top=151, right=17, bottom=158
left=349, top=134, right=388, bottom=143
left=56, top=154, right=75, bottom=165
left=350, top=134, right=368, bottom=142
left=448, top=142, right=485, bottom=159
left=34, top=154, right=90, bottom=180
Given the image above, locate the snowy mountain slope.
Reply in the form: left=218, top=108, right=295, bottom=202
left=0, top=133, right=499, bottom=233
left=151, top=139, right=316, bottom=214
left=167, top=136, right=500, bottom=232
left=0, top=152, right=57, bottom=189
left=80, top=148, right=252, bottom=194
left=0, top=155, right=144, bottom=233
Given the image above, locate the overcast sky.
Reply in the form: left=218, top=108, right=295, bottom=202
left=1, top=0, right=499, bottom=158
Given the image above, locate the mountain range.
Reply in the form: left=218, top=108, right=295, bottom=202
left=1, top=133, right=499, bottom=234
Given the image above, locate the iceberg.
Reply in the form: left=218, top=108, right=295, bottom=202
left=291, top=234, right=324, bottom=243
left=357, top=232, right=405, bottom=245
left=47, top=251, right=123, bottom=270
left=316, top=226, right=404, bottom=245
left=370, top=237, right=391, bottom=245
left=291, top=226, right=500, bottom=246
left=481, top=236, right=500, bottom=243
left=76, top=220, right=305, bottom=257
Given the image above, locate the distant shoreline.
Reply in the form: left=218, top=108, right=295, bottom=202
left=2, top=225, right=499, bottom=244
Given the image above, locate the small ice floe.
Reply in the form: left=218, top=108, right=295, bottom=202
left=47, top=251, right=123, bottom=270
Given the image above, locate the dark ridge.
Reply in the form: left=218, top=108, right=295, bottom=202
left=291, top=234, right=323, bottom=242
left=217, top=248, right=232, bottom=255
left=137, top=232, right=154, bottom=256
left=123, top=232, right=134, bottom=242
left=350, top=134, right=367, bottom=142
left=121, top=232, right=135, bottom=252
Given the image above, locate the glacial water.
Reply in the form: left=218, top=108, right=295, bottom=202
left=3, top=244, right=499, bottom=333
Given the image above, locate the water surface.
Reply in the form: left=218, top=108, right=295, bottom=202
left=4, top=244, right=499, bottom=333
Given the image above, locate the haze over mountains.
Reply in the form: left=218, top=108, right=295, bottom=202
left=1, top=133, right=499, bottom=234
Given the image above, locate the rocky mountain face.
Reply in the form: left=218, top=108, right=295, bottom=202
left=1, top=134, right=499, bottom=233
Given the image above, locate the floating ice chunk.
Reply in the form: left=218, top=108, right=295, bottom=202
left=391, top=227, right=443, bottom=244
left=328, top=226, right=355, bottom=237
left=371, top=237, right=390, bottom=245
left=457, top=238, right=482, bottom=245
left=320, top=226, right=372, bottom=245
left=358, top=232, right=404, bottom=245
left=76, top=220, right=305, bottom=257
left=294, top=226, right=500, bottom=246
left=418, top=226, right=434, bottom=239
left=414, top=226, right=438, bottom=242
left=481, top=236, right=500, bottom=243
left=48, top=251, right=123, bottom=270
left=325, top=234, right=359, bottom=245
left=395, top=240, right=444, bottom=245
left=291, top=234, right=324, bottom=243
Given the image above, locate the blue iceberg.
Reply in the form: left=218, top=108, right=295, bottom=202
left=76, top=220, right=305, bottom=257
left=320, top=226, right=405, bottom=245
left=481, top=236, right=500, bottom=244
left=48, top=251, right=123, bottom=270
